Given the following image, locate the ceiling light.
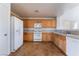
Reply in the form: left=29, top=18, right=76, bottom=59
left=34, top=10, right=39, bottom=13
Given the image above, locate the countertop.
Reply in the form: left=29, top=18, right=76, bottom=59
left=24, top=28, right=79, bottom=39
left=52, top=30, right=79, bottom=39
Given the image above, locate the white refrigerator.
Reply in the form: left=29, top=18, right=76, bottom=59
left=10, top=16, right=23, bottom=52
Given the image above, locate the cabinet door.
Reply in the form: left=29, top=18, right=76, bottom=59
left=41, top=20, right=56, bottom=28
left=53, top=34, right=66, bottom=54
left=54, top=34, right=59, bottom=46
left=51, top=33, right=54, bottom=42
left=52, top=33, right=56, bottom=43
left=58, top=35, right=66, bottom=53
left=51, top=20, right=56, bottom=28
left=46, top=33, right=52, bottom=41
left=24, top=20, right=36, bottom=28
left=24, top=32, right=33, bottom=41
left=42, top=32, right=47, bottom=41
left=42, top=32, right=52, bottom=41
left=41, top=20, right=51, bottom=28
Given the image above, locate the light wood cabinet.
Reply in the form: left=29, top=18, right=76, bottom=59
left=42, top=32, right=47, bottom=41
left=58, top=35, right=66, bottom=53
left=23, top=19, right=56, bottom=28
left=42, top=32, right=52, bottom=41
left=24, top=32, right=53, bottom=42
left=54, top=34, right=59, bottom=46
left=24, top=20, right=36, bottom=28
left=47, top=33, right=52, bottom=41
left=51, top=33, right=55, bottom=42
left=41, top=20, right=56, bottom=28
left=51, top=20, right=57, bottom=28
left=52, top=33, right=66, bottom=54
left=24, top=32, right=33, bottom=41
left=41, top=20, right=52, bottom=28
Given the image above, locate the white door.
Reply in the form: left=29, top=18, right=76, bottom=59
left=0, top=4, right=10, bottom=55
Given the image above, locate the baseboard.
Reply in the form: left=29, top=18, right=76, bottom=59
left=9, top=44, right=24, bottom=56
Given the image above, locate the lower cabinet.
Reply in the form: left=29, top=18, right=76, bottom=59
left=51, top=33, right=55, bottom=42
left=24, top=32, right=52, bottom=42
left=42, top=32, right=52, bottom=41
left=42, top=32, right=47, bottom=41
left=24, top=32, right=33, bottom=41
left=52, top=33, right=66, bottom=54
left=58, top=35, right=66, bottom=53
left=54, top=34, right=59, bottom=46
left=47, top=33, right=52, bottom=41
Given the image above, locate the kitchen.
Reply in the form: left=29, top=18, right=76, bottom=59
left=0, top=3, right=79, bottom=56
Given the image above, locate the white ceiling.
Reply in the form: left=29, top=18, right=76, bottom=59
left=11, top=3, right=61, bottom=18
left=11, top=3, right=79, bottom=18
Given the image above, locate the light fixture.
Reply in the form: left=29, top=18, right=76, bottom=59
left=34, top=10, right=39, bottom=13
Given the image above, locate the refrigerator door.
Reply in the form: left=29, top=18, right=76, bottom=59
left=11, top=16, right=23, bottom=52
left=14, top=17, right=20, bottom=51
left=18, top=19, right=23, bottom=47
left=14, top=17, right=23, bottom=51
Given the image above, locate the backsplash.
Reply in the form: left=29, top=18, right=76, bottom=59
left=24, top=28, right=55, bottom=32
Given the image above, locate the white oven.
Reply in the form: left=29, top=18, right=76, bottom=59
left=34, top=23, right=42, bottom=41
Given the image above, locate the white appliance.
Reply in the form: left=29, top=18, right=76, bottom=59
left=66, top=36, right=79, bottom=56
left=34, top=23, right=42, bottom=41
left=10, top=16, right=23, bottom=52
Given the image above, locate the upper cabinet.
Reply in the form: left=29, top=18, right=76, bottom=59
left=41, top=19, right=56, bottom=28
left=23, top=18, right=56, bottom=28
left=24, top=20, right=36, bottom=28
